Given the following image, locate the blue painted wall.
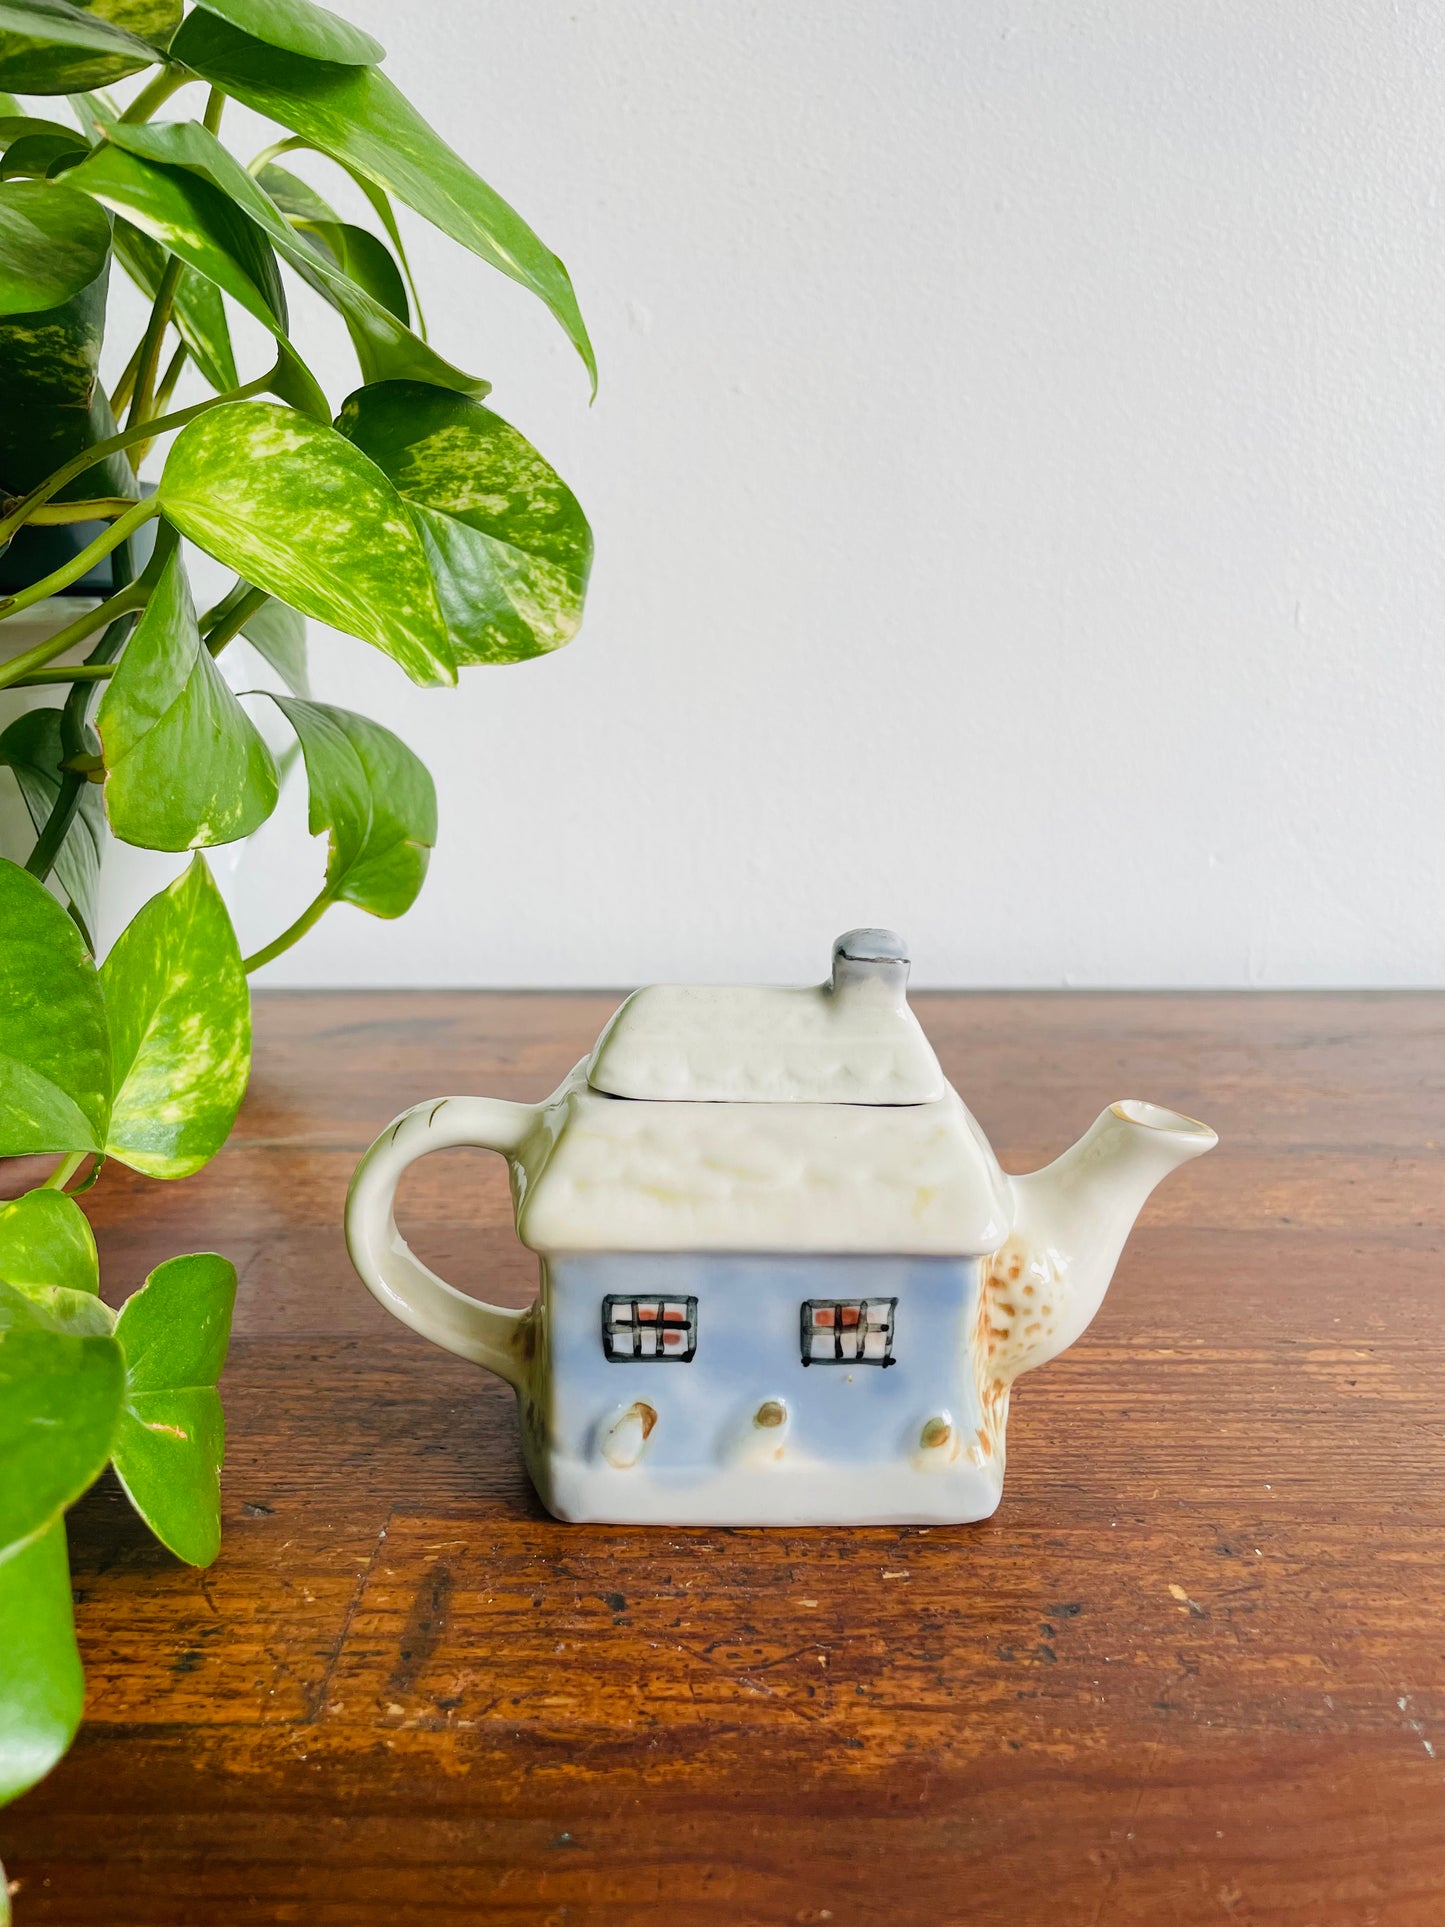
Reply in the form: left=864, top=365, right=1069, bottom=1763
left=547, top=1254, right=981, bottom=1476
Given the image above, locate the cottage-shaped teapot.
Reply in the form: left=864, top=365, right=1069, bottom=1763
left=346, top=931, right=1216, bottom=1526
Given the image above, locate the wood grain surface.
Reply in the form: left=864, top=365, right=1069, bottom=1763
left=2, top=991, right=1442, bottom=1926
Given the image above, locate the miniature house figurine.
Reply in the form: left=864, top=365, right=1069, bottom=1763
left=346, top=931, right=1216, bottom=1527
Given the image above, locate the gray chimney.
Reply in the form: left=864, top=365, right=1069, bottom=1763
left=830, top=928, right=910, bottom=1004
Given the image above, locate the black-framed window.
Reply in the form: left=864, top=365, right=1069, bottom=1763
left=800, top=1297, right=896, bottom=1366
left=602, top=1294, right=698, bottom=1362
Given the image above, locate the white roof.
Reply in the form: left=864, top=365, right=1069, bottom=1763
left=515, top=1069, right=1013, bottom=1256
left=585, top=928, right=945, bottom=1105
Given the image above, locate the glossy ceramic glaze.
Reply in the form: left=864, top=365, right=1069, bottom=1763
left=345, top=931, right=1217, bottom=1525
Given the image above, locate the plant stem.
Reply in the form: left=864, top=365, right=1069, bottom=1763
left=27, top=632, right=132, bottom=878
left=131, top=339, right=191, bottom=468
left=4, top=663, right=117, bottom=687
left=25, top=773, right=88, bottom=887
left=109, top=528, right=135, bottom=598
left=0, top=577, right=149, bottom=692
left=204, top=584, right=268, bottom=657
left=24, top=593, right=142, bottom=893
left=246, top=134, right=304, bottom=177
left=0, top=500, right=158, bottom=626
left=119, top=69, right=188, bottom=124
left=243, top=888, right=333, bottom=972
left=152, top=340, right=189, bottom=417
left=203, top=86, right=225, bottom=135
left=70, top=1154, right=105, bottom=1195
left=109, top=335, right=145, bottom=415
left=198, top=576, right=251, bottom=632
left=23, top=498, right=141, bottom=525
left=41, top=1153, right=86, bottom=1190
left=0, top=369, right=274, bottom=544
left=126, top=256, right=184, bottom=434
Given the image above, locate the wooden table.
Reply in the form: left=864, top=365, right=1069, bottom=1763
left=2, top=992, right=1442, bottom=1926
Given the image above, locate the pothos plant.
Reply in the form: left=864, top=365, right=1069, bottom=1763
left=0, top=0, right=593, bottom=1810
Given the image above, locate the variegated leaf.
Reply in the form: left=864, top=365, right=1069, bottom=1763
left=158, top=401, right=455, bottom=687
left=96, top=546, right=279, bottom=851
left=0, top=858, right=109, bottom=1157
left=337, top=380, right=592, bottom=664
left=110, top=1252, right=236, bottom=1565
left=168, top=6, right=595, bottom=388
left=99, top=856, right=250, bottom=1179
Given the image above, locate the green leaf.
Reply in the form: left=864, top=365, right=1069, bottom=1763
left=0, top=246, right=138, bottom=584
left=58, top=135, right=287, bottom=328
left=0, top=246, right=137, bottom=505
left=0, top=174, right=110, bottom=314
left=0, top=1518, right=83, bottom=1807
left=0, top=111, right=83, bottom=156
left=268, top=334, right=329, bottom=420
left=94, top=0, right=179, bottom=47
left=101, top=119, right=484, bottom=399
left=111, top=1251, right=235, bottom=1565
left=0, top=0, right=170, bottom=93
left=0, top=1278, right=113, bottom=1336
left=112, top=1385, right=224, bottom=1562
left=193, top=0, right=379, bottom=65
left=334, top=165, right=425, bottom=337
left=0, top=1191, right=108, bottom=1338
left=262, top=143, right=426, bottom=338
left=96, top=546, right=279, bottom=850
left=114, top=1250, right=233, bottom=1393
left=338, top=380, right=593, bottom=664
left=260, top=157, right=414, bottom=329
left=55, top=136, right=330, bottom=417
left=99, top=856, right=250, bottom=1179
left=268, top=695, right=435, bottom=918
left=240, top=592, right=307, bottom=696
left=0, top=371, right=135, bottom=505
left=159, top=401, right=455, bottom=686
left=0, top=1188, right=98, bottom=1294
left=0, top=707, right=104, bottom=937
left=0, top=227, right=105, bottom=411
left=112, top=214, right=236, bottom=392
left=0, top=1325, right=121, bottom=1556
left=300, top=217, right=408, bottom=324
left=0, top=858, right=109, bottom=1157
left=0, top=125, right=87, bottom=175
left=168, top=8, right=596, bottom=389
left=282, top=210, right=470, bottom=392
left=252, top=155, right=334, bottom=225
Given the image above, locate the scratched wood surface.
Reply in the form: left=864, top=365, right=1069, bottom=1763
left=2, top=991, right=1443, bottom=1927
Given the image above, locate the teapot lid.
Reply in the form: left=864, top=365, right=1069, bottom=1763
left=585, top=929, right=946, bottom=1104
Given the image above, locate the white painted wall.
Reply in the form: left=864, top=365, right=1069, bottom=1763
left=91, top=2, right=1445, bottom=982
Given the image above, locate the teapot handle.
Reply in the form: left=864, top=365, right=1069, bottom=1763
left=345, top=1095, right=540, bottom=1389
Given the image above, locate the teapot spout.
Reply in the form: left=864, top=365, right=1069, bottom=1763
left=982, top=1101, right=1217, bottom=1386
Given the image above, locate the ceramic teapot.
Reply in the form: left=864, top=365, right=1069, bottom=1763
left=345, top=930, right=1216, bottom=1527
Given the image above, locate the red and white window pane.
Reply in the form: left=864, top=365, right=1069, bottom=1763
left=801, top=1298, right=896, bottom=1366
left=602, top=1295, right=698, bottom=1361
